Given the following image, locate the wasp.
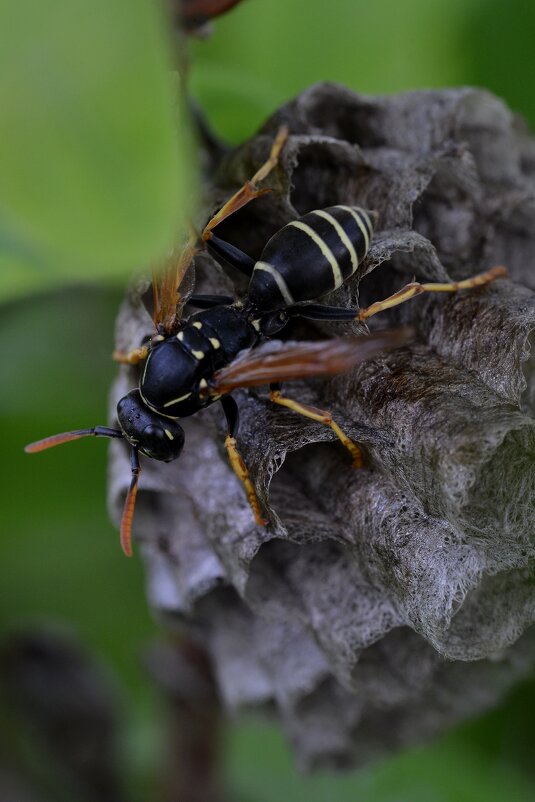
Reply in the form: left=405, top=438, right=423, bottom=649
left=26, top=128, right=507, bottom=556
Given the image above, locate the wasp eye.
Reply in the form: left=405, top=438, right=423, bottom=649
left=138, top=421, right=185, bottom=462
left=143, top=424, right=164, bottom=439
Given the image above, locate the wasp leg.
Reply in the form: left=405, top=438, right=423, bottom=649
left=289, top=303, right=360, bottom=321
left=113, top=345, right=149, bottom=365
left=358, top=266, right=508, bottom=321
left=187, top=293, right=236, bottom=309
left=269, top=383, right=364, bottom=468
left=120, top=446, right=141, bottom=558
left=206, top=234, right=256, bottom=278
left=202, top=125, right=289, bottom=242
left=221, top=396, right=267, bottom=526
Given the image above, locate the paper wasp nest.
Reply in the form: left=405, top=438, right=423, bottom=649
left=109, top=85, right=535, bottom=768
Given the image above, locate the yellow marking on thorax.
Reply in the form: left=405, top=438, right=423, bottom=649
left=142, top=352, right=150, bottom=385
left=164, top=429, right=174, bottom=440
left=139, top=388, right=179, bottom=419
left=163, top=393, right=191, bottom=407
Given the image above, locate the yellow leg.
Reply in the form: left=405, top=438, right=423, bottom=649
left=269, top=389, right=364, bottom=468
left=202, top=126, right=289, bottom=241
left=113, top=345, right=149, bottom=365
left=357, top=265, right=508, bottom=321
left=225, top=435, right=267, bottom=526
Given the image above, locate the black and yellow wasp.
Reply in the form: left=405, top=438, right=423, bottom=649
left=26, top=128, right=506, bottom=555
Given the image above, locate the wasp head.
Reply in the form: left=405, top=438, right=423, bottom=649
left=117, top=390, right=185, bottom=462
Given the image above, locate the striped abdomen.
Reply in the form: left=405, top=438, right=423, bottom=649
left=247, top=205, right=373, bottom=312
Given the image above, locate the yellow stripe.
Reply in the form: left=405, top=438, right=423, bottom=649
left=359, top=209, right=373, bottom=239
left=311, top=209, right=358, bottom=274
left=288, top=220, right=343, bottom=287
left=336, top=206, right=371, bottom=253
left=141, top=352, right=151, bottom=386
left=254, top=261, right=294, bottom=304
left=139, top=388, right=179, bottom=420
left=163, top=392, right=191, bottom=408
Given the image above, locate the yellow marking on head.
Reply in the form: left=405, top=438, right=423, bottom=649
left=164, top=429, right=174, bottom=440
left=192, top=350, right=205, bottom=360
left=288, top=220, right=342, bottom=287
left=209, top=337, right=221, bottom=349
left=152, top=334, right=165, bottom=342
left=199, top=379, right=208, bottom=389
left=193, top=321, right=203, bottom=329
left=163, top=393, right=191, bottom=407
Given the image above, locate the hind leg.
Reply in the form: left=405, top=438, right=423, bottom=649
left=357, top=266, right=508, bottom=321
left=288, top=266, right=508, bottom=323
left=269, top=383, right=364, bottom=468
left=221, top=396, right=267, bottom=526
left=202, top=125, right=289, bottom=244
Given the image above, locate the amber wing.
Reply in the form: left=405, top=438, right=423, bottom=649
left=151, top=236, right=197, bottom=336
left=209, top=328, right=413, bottom=395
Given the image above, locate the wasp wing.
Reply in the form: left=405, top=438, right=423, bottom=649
left=209, top=328, right=413, bottom=395
left=148, top=234, right=198, bottom=336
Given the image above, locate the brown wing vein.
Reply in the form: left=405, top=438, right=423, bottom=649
left=153, top=235, right=197, bottom=335
left=210, top=328, right=413, bottom=394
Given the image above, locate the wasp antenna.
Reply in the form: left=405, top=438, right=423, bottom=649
left=25, top=426, right=123, bottom=453
left=120, top=447, right=141, bottom=558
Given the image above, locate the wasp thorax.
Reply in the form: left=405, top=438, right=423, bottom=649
left=116, top=390, right=185, bottom=462
left=257, top=309, right=289, bottom=336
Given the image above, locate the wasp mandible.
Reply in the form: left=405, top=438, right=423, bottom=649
left=26, top=128, right=507, bottom=555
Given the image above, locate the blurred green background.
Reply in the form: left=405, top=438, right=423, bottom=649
left=2, top=0, right=535, bottom=799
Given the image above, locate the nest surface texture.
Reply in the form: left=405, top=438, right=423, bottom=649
left=109, top=84, right=535, bottom=769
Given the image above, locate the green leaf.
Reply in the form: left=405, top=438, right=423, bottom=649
left=0, top=0, right=190, bottom=285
